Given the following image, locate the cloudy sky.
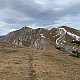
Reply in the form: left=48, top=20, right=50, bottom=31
left=0, top=0, right=80, bottom=35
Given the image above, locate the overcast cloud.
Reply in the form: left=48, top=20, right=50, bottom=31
left=0, top=0, right=80, bottom=35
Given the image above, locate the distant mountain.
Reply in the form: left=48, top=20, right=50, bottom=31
left=3, top=26, right=80, bottom=54
left=0, top=36, right=5, bottom=41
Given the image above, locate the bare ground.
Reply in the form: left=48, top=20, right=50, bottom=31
left=0, top=44, right=80, bottom=80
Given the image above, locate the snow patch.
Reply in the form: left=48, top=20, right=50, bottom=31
left=56, top=28, right=67, bottom=45
left=73, top=40, right=75, bottom=41
left=58, top=28, right=67, bottom=35
left=56, top=27, right=80, bottom=45
left=61, top=42, right=63, bottom=45
left=40, top=34, right=46, bottom=38
left=53, top=34, right=59, bottom=37
left=48, top=29, right=51, bottom=30
left=63, top=40, right=66, bottom=43
left=67, top=32, right=80, bottom=41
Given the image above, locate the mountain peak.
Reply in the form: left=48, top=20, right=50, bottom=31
left=20, top=26, right=32, bottom=30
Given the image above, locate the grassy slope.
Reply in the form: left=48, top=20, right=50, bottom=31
left=0, top=43, right=80, bottom=80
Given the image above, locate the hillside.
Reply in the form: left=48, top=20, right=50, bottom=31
left=0, top=26, right=80, bottom=80
left=0, top=42, right=80, bottom=80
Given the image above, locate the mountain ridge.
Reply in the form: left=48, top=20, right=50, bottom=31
left=2, top=26, right=80, bottom=56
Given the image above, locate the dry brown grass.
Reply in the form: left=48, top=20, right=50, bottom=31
left=0, top=43, right=80, bottom=80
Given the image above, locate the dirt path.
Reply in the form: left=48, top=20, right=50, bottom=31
left=28, top=53, right=37, bottom=80
left=0, top=47, right=80, bottom=80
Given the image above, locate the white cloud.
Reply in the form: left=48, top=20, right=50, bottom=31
left=0, top=0, right=80, bottom=35
left=52, top=14, right=80, bottom=29
left=0, top=20, right=17, bottom=35
left=0, top=28, right=17, bottom=36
